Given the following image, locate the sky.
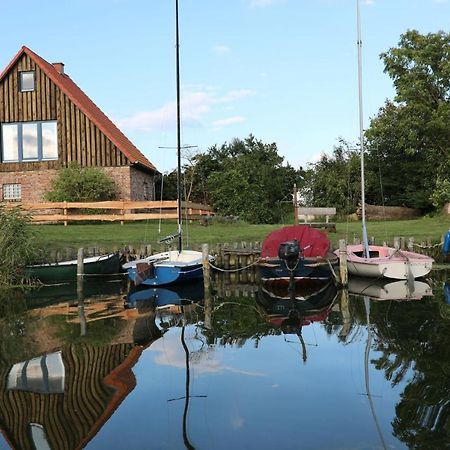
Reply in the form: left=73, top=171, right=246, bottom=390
left=1, top=0, right=449, bottom=173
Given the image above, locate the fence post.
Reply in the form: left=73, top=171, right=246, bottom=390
left=339, top=239, right=348, bottom=287
left=64, top=201, right=68, bottom=226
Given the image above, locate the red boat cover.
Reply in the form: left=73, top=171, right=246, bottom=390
left=260, top=225, right=331, bottom=258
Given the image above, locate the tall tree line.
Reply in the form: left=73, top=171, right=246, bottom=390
left=156, top=30, right=449, bottom=223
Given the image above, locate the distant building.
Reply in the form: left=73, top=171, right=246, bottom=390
left=0, top=46, right=157, bottom=202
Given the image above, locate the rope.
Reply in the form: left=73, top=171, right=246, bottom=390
left=411, top=241, right=443, bottom=249
left=209, top=258, right=262, bottom=273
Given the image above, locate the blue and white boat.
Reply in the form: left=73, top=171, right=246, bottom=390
left=123, top=250, right=205, bottom=287
left=123, top=1, right=211, bottom=287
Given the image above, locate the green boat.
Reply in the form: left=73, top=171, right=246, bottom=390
left=25, top=253, right=122, bottom=283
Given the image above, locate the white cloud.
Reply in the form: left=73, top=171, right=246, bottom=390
left=148, top=332, right=265, bottom=377
left=212, top=116, right=246, bottom=128
left=212, top=44, right=231, bottom=55
left=362, top=0, right=374, bottom=5
left=118, top=88, right=254, bottom=132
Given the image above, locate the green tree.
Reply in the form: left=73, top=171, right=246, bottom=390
left=45, top=163, right=117, bottom=201
left=366, top=30, right=450, bottom=210
left=205, top=135, right=300, bottom=223
left=301, top=140, right=362, bottom=215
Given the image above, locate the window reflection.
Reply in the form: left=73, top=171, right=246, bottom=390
left=20, top=71, right=35, bottom=92
left=41, top=122, right=58, bottom=159
left=1, top=124, right=19, bottom=161
left=22, top=123, right=38, bottom=160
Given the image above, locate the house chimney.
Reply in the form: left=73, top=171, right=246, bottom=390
left=52, top=62, right=65, bottom=74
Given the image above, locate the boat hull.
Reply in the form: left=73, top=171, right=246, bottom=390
left=258, top=256, right=337, bottom=280
left=124, top=250, right=206, bottom=287
left=25, top=253, right=121, bottom=283
left=340, top=244, right=434, bottom=280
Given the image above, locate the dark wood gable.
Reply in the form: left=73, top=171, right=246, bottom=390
left=0, top=51, right=139, bottom=173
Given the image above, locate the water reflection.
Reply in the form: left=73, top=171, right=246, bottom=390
left=348, top=277, right=433, bottom=301
left=0, top=271, right=448, bottom=449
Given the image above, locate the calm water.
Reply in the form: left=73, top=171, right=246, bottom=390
left=0, top=271, right=449, bottom=450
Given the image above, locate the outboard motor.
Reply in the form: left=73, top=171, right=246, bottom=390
left=278, top=239, right=302, bottom=306
left=278, top=239, right=301, bottom=271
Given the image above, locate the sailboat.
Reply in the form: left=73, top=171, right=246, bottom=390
left=123, top=0, right=207, bottom=286
left=337, top=0, right=433, bottom=280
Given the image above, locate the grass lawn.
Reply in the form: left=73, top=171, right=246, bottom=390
left=34, top=215, right=449, bottom=251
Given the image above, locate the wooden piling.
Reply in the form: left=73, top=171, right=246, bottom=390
left=339, top=239, right=348, bottom=287
left=77, top=248, right=84, bottom=278
left=202, top=243, right=211, bottom=294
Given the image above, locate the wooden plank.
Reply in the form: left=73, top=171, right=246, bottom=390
left=90, top=118, right=96, bottom=167
left=5, top=73, right=11, bottom=121
left=12, top=68, right=18, bottom=121
left=45, top=74, right=50, bottom=119
left=75, top=106, right=81, bottom=164
left=298, top=207, right=336, bottom=215
left=50, top=77, right=57, bottom=118
left=38, top=64, right=45, bottom=119
left=181, top=201, right=214, bottom=211
left=58, top=91, right=66, bottom=163
left=70, top=101, right=77, bottom=163
left=85, top=115, right=92, bottom=166
left=0, top=81, right=4, bottom=121
left=65, top=94, right=72, bottom=163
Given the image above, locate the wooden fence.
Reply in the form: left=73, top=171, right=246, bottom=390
left=2, top=200, right=214, bottom=225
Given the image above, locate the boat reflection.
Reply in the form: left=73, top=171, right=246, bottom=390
left=257, top=278, right=338, bottom=319
left=125, top=280, right=205, bottom=310
left=348, top=277, right=433, bottom=301
left=257, top=278, right=338, bottom=362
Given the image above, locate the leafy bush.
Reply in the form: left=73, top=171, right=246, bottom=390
left=0, top=207, right=40, bottom=285
left=45, top=163, right=117, bottom=201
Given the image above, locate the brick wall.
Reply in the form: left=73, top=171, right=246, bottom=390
left=0, top=169, right=58, bottom=203
left=0, top=166, right=155, bottom=202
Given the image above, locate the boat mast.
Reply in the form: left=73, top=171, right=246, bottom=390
left=176, top=0, right=183, bottom=253
left=357, top=0, right=370, bottom=258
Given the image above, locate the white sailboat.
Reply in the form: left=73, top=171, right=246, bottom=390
left=124, top=0, right=206, bottom=286
left=340, top=0, right=434, bottom=280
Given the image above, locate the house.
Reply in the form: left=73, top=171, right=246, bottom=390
left=0, top=46, right=157, bottom=203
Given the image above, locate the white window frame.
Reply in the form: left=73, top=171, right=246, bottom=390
left=1, top=121, right=58, bottom=163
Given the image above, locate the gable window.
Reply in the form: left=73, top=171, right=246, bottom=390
left=1, top=121, right=58, bottom=162
left=3, top=184, right=21, bottom=201
left=20, top=71, right=35, bottom=92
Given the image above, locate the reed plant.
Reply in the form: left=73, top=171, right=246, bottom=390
left=0, top=207, right=41, bottom=286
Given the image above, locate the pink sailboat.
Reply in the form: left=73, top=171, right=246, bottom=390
left=339, top=0, right=433, bottom=280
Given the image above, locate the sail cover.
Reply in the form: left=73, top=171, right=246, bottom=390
left=260, top=225, right=331, bottom=258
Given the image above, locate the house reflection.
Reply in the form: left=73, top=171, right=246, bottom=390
left=0, top=290, right=162, bottom=450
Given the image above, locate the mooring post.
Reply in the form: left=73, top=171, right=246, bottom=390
left=394, top=237, right=400, bottom=250
left=202, top=243, right=211, bottom=292
left=77, top=247, right=84, bottom=278
left=202, top=243, right=212, bottom=329
left=339, top=239, right=348, bottom=287
left=77, top=247, right=86, bottom=336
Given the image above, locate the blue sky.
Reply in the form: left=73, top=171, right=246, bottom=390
left=1, top=0, right=449, bottom=172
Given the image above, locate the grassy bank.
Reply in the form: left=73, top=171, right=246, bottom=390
left=34, top=216, right=448, bottom=251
